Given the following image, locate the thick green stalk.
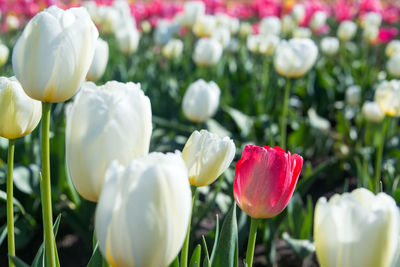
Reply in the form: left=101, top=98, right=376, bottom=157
left=181, top=188, right=197, bottom=267
left=280, top=78, right=292, bottom=149
left=41, top=102, right=56, bottom=267
left=374, top=117, right=389, bottom=193
left=245, top=218, right=260, bottom=267
left=7, top=139, right=15, bottom=267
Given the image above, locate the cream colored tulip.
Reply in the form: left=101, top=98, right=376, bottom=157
left=66, top=81, right=152, bottom=202
left=181, top=1, right=205, bottom=27
left=86, top=38, right=109, bottom=82
left=374, top=80, right=400, bottom=117
left=292, top=4, right=305, bottom=24
left=95, top=152, right=192, bottom=267
left=345, top=85, right=361, bottom=106
left=293, top=27, right=312, bottom=38
left=387, top=53, right=400, bottom=78
left=320, top=37, right=339, bottom=56
left=0, top=44, right=9, bottom=68
left=310, top=11, right=327, bottom=31
left=115, top=27, right=140, bottom=55
left=247, top=34, right=279, bottom=56
left=259, top=16, right=281, bottom=36
left=193, top=38, right=223, bottom=66
left=363, top=25, right=379, bottom=44
left=239, top=22, right=252, bottom=38
left=386, top=40, right=400, bottom=57
left=274, top=38, right=318, bottom=78
left=182, top=130, right=235, bottom=187
left=6, top=15, right=19, bottom=31
left=282, top=15, right=295, bottom=35
left=193, top=15, right=216, bottom=37
left=314, top=188, right=400, bottom=267
left=182, top=79, right=220, bottom=122
left=162, top=39, right=184, bottom=59
left=0, top=77, right=41, bottom=139
left=12, top=6, right=98, bottom=103
left=337, top=21, right=357, bottom=42
left=362, top=101, right=385, bottom=122
left=212, top=27, right=231, bottom=48
left=362, top=12, right=382, bottom=29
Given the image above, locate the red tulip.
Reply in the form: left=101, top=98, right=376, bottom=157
left=233, top=145, right=303, bottom=218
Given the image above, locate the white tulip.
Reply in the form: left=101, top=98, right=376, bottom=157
left=0, top=77, right=41, bottom=139
left=182, top=130, right=235, bottom=187
left=182, top=79, right=220, bottom=122
left=282, top=14, right=296, bottom=35
left=95, top=152, right=191, bottom=267
left=314, top=188, right=400, bottom=267
left=374, top=80, right=400, bottom=117
left=247, top=34, right=279, bottom=55
left=293, top=27, right=312, bottom=38
left=162, top=39, right=184, bottom=59
left=66, top=81, right=152, bottom=202
left=115, top=27, right=140, bottom=55
left=99, top=6, right=119, bottom=34
left=363, top=25, right=379, bottom=44
left=259, top=16, right=281, bottom=36
left=212, top=27, right=231, bottom=48
left=239, top=22, right=252, bottom=38
left=86, top=38, right=109, bottom=82
left=320, top=37, right=339, bottom=56
left=193, top=15, right=216, bottom=37
left=228, top=17, right=240, bottom=35
left=345, top=85, right=361, bottom=106
left=6, top=15, right=19, bottom=31
left=362, top=12, right=382, bottom=28
left=362, top=101, right=385, bottom=122
left=0, top=44, right=9, bottom=68
left=193, top=38, right=223, bottom=66
left=292, top=4, right=305, bottom=24
left=310, top=11, right=327, bottom=31
left=386, top=40, right=400, bottom=57
left=387, top=53, right=400, bottom=78
left=12, top=6, right=99, bottom=103
left=337, top=21, right=357, bottom=42
left=181, top=1, right=205, bottom=27
left=274, top=38, right=318, bottom=78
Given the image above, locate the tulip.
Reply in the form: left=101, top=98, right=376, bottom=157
left=320, top=37, right=339, bottom=56
left=363, top=26, right=379, bottom=44
left=314, top=188, right=400, bottom=267
left=162, top=39, right=184, bottom=59
left=337, top=21, right=357, bottom=42
left=362, top=12, right=382, bottom=28
left=247, top=34, right=279, bottom=56
left=228, top=17, right=240, bottom=35
left=259, top=16, right=281, bottom=36
left=86, top=38, right=109, bottom=82
left=274, top=38, right=318, bottom=78
left=0, top=44, right=9, bottom=68
left=282, top=15, right=295, bottom=35
left=6, top=15, right=19, bottom=31
left=12, top=6, right=99, bottom=103
left=154, top=20, right=179, bottom=46
left=345, top=85, right=361, bottom=106
left=239, top=22, right=252, bottom=38
left=386, top=40, right=400, bottom=57
left=193, top=38, right=223, bottom=67
left=66, top=81, right=152, bottom=202
left=182, top=79, right=220, bottom=123
left=387, top=53, right=400, bottom=78
left=181, top=1, right=205, bottom=27
left=374, top=80, right=400, bottom=117
left=98, top=6, right=119, bottom=34
left=95, top=152, right=192, bottom=267
left=293, top=27, right=312, bottom=39
left=362, top=101, right=384, bottom=122
left=115, top=27, right=140, bottom=55
left=291, top=4, right=305, bottom=24
left=0, top=76, right=41, bottom=140
left=308, top=108, right=331, bottom=132
left=212, top=27, right=231, bottom=48
left=182, top=130, right=235, bottom=187
left=193, top=15, right=216, bottom=37
left=310, top=11, right=327, bottom=31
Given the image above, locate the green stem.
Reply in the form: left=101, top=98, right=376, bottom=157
left=41, top=102, right=56, bottom=267
left=7, top=139, right=15, bottom=267
left=280, top=78, right=291, bottom=149
left=181, top=188, right=197, bottom=267
left=374, top=116, right=389, bottom=193
left=245, top=218, right=260, bottom=267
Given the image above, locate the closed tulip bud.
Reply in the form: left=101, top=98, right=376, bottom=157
left=387, top=53, right=400, bottom=78
left=162, top=39, right=184, bottom=59
left=99, top=7, right=119, bottom=34
left=182, top=80, right=220, bottom=122
left=386, top=40, right=400, bottom=57
left=182, top=1, right=205, bottom=27
left=282, top=15, right=295, bottom=35
left=274, top=38, right=318, bottom=78
left=337, top=21, right=357, bottom=42
left=95, top=152, right=191, bottom=267
left=86, top=38, right=109, bottom=82
left=0, top=44, right=9, bottom=68
left=115, top=27, right=140, bottom=55
left=193, top=38, right=223, bottom=67
left=12, top=6, right=98, bottom=103
left=345, top=85, right=361, bottom=106
left=182, top=130, right=235, bottom=187
left=293, top=27, right=312, bottom=38
left=212, top=27, right=231, bottom=48
left=193, top=15, right=216, bottom=37
left=0, top=77, right=41, bottom=139
left=310, top=11, right=327, bottom=31
left=362, top=101, right=385, bottom=122
left=234, top=145, right=303, bottom=218
left=374, top=80, right=400, bottom=117
left=259, top=16, right=281, bottom=36
left=362, top=12, right=382, bottom=29
left=292, top=4, right=305, bottom=24
left=66, top=81, right=152, bottom=202
left=314, top=188, right=400, bottom=267
left=247, top=34, right=279, bottom=55
left=228, top=17, right=240, bottom=35
left=6, top=15, right=19, bottom=31
left=239, top=22, right=252, bottom=38
left=363, top=25, right=379, bottom=44
left=320, top=37, right=339, bottom=56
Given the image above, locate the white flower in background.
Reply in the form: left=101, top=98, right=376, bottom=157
left=374, top=80, right=400, bottom=117
left=314, top=188, right=400, bottom=267
left=12, top=6, right=99, bottom=103
left=95, top=152, right=191, bottom=267
left=87, top=38, right=109, bottom=82
left=98, top=6, right=119, bottom=34
left=320, top=37, right=339, bottom=56
left=274, top=38, right=318, bottom=78
left=181, top=1, right=205, bottom=27
left=337, top=21, right=357, bottom=42
left=239, top=22, right=252, bottom=38
left=228, top=17, right=240, bottom=34
left=310, top=11, right=327, bottom=31
left=247, top=34, right=279, bottom=55
left=363, top=25, right=379, bottom=44
left=282, top=14, right=296, bottom=35
left=345, top=85, right=361, bottom=106
left=115, top=27, right=140, bottom=55
left=259, top=16, right=281, bottom=36
left=308, top=108, right=331, bottom=131
left=226, top=38, right=240, bottom=53
left=66, top=81, right=152, bottom=202
left=193, top=38, right=223, bottom=66
left=292, top=4, right=305, bottom=24
left=162, top=39, right=184, bottom=59
left=182, top=129, right=236, bottom=187
left=193, top=15, right=216, bottom=37
left=6, top=14, right=19, bottom=31
left=212, top=27, right=231, bottom=48
left=0, top=77, right=42, bottom=139
left=386, top=40, right=400, bottom=57
left=293, top=27, right=312, bottom=38
left=387, top=53, right=400, bottom=78
left=182, top=79, right=220, bottom=122
left=362, top=101, right=385, bottom=122
left=362, top=12, right=382, bottom=28
left=141, top=20, right=152, bottom=34
left=215, top=13, right=230, bottom=29
left=0, top=44, right=9, bottom=68
left=246, top=35, right=260, bottom=53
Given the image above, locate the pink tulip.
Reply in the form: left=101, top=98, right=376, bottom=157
left=379, top=27, right=398, bottom=43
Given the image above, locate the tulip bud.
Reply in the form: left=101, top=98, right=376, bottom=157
left=337, top=21, right=357, bottom=42
left=0, top=44, right=9, bottom=68
left=182, top=79, right=220, bottom=123
left=95, top=152, right=192, bottom=267
left=386, top=40, right=400, bottom=57
left=193, top=15, right=216, bottom=37
left=374, top=80, right=400, bottom=117
left=182, top=130, right=235, bottom=187
left=6, top=15, right=19, bottom=31
left=293, top=27, right=312, bottom=39
left=292, top=4, right=305, bottom=24
left=193, top=38, right=223, bottom=66
left=259, top=16, right=281, bottom=36
left=239, top=22, right=252, bottom=38
left=314, top=188, right=400, bottom=267
left=386, top=53, right=400, bottom=78
left=0, top=77, right=42, bottom=139
left=310, top=11, right=327, bottom=31
left=115, top=27, right=140, bottom=55
left=86, top=38, right=109, bottom=82
left=12, top=6, right=99, bottom=103
left=274, top=38, right=318, bottom=78
left=162, top=39, right=184, bottom=59
left=247, top=34, right=279, bottom=56
left=363, top=25, right=379, bottom=44
left=234, top=145, right=303, bottom=218
left=362, top=101, right=385, bottom=122
left=212, top=27, right=231, bottom=48
left=181, top=1, right=205, bottom=27
left=345, top=85, right=361, bottom=106
left=66, top=81, right=152, bottom=202
left=362, top=12, right=382, bottom=29
left=99, top=6, right=119, bottom=34
left=320, top=37, right=339, bottom=56
left=282, top=15, right=295, bottom=35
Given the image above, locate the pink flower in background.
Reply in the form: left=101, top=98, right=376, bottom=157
left=335, top=0, right=357, bottom=21
left=382, top=6, right=399, bottom=24
left=360, top=0, right=382, bottom=13
left=379, top=27, right=398, bottom=43
left=252, top=23, right=259, bottom=34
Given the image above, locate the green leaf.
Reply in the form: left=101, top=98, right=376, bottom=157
left=211, top=204, right=237, bottom=267
left=10, top=256, right=30, bottom=267
left=0, top=190, right=25, bottom=215
left=168, top=256, right=179, bottom=267
left=282, top=232, right=315, bottom=259
left=87, top=243, right=103, bottom=267
left=189, top=244, right=201, bottom=267
left=209, top=215, right=220, bottom=263
left=13, top=164, right=40, bottom=195
left=201, top=236, right=210, bottom=267
left=222, top=106, right=254, bottom=138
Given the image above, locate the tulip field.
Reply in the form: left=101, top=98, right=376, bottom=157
left=2, top=0, right=400, bottom=266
